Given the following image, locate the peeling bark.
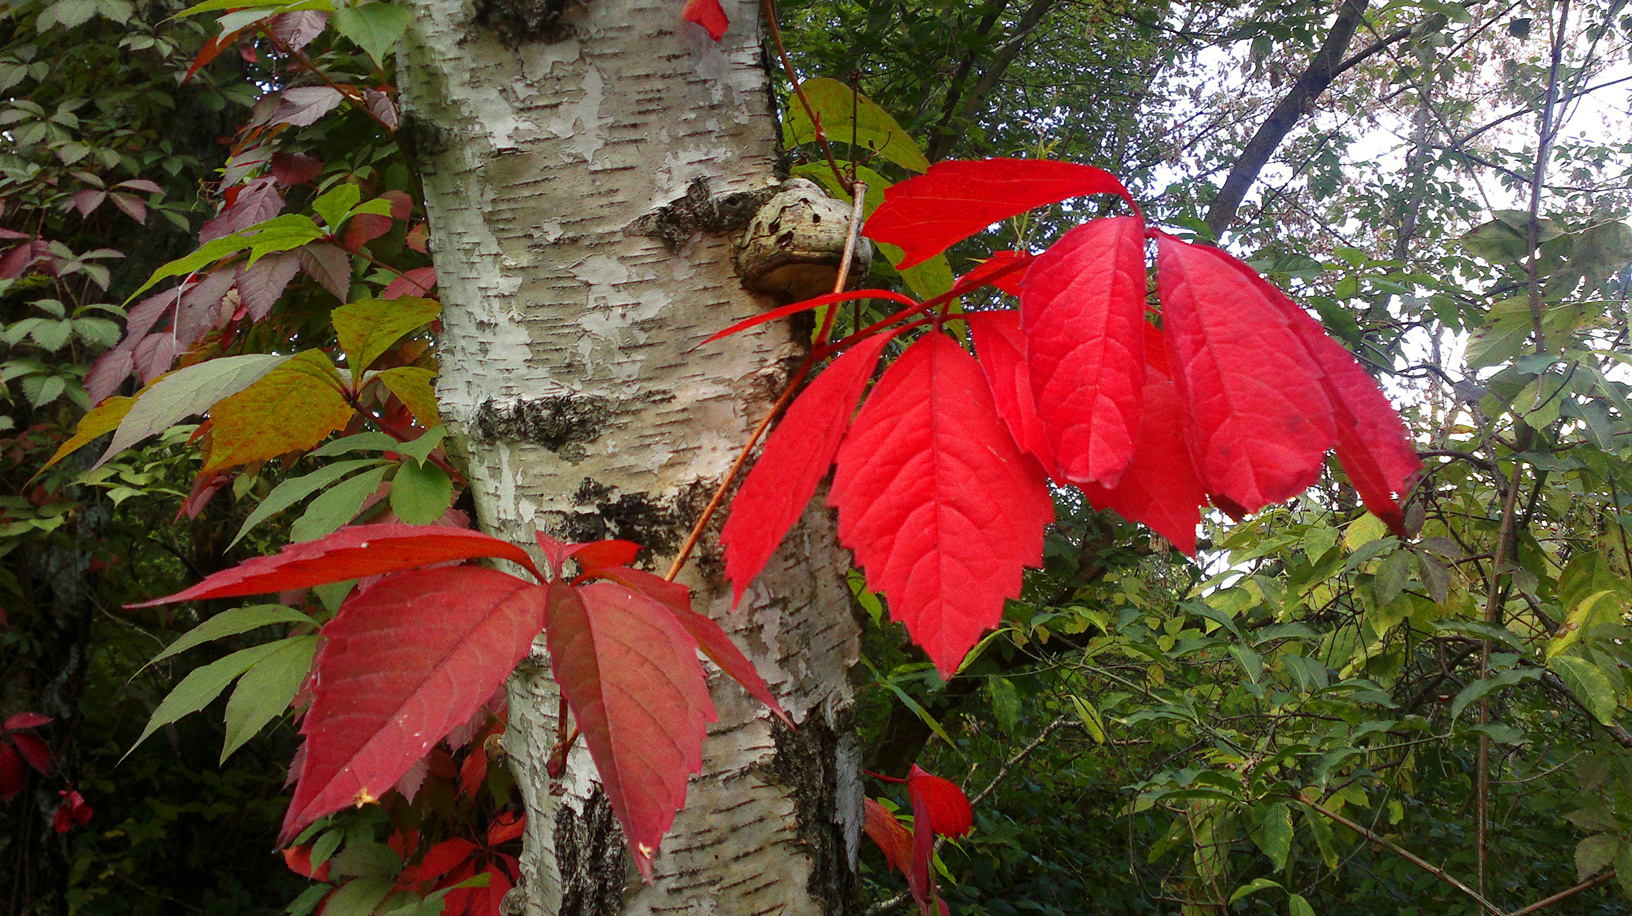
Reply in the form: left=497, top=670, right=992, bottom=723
left=398, top=1, right=862, bottom=912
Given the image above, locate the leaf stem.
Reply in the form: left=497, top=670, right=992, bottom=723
left=762, top=0, right=852, bottom=195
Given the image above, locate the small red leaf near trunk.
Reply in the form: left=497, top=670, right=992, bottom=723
left=864, top=159, right=1137, bottom=269
left=681, top=0, right=729, bottom=39
left=53, top=790, right=91, bottom=832
left=133, top=524, right=544, bottom=606
left=967, top=311, right=1055, bottom=474
left=278, top=567, right=548, bottom=845
left=1022, top=216, right=1148, bottom=488
left=9, top=733, right=53, bottom=777
left=545, top=580, right=716, bottom=882
left=907, top=765, right=972, bottom=838
left=1079, top=369, right=1208, bottom=554
left=4, top=712, right=51, bottom=731
left=1155, top=235, right=1336, bottom=514
left=0, top=745, right=25, bottom=801
left=830, top=333, right=1054, bottom=678
left=722, top=333, right=893, bottom=604
left=863, top=798, right=913, bottom=874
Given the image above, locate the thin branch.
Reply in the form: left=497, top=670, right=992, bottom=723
left=1507, top=870, right=1616, bottom=916
left=763, top=0, right=851, bottom=194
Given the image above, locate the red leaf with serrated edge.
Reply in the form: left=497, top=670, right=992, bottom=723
left=968, top=311, right=1055, bottom=474
left=596, top=565, right=794, bottom=727
left=458, top=746, right=488, bottom=799
left=537, top=532, right=642, bottom=578
left=1022, top=216, right=1148, bottom=488
left=10, top=733, right=52, bottom=777
left=184, top=28, right=241, bottom=82
left=0, top=745, right=24, bottom=801
left=934, top=250, right=1033, bottom=303
left=865, top=159, right=1137, bottom=269
left=830, top=333, right=1054, bottom=678
left=1214, top=254, right=1422, bottom=534
left=864, top=798, right=913, bottom=874
left=487, top=810, right=525, bottom=846
left=1155, top=235, right=1335, bottom=514
left=907, top=765, right=972, bottom=838
left=132, top=525, right=543, bottom=607
left=722, top=333, right=893, bottom=604
left=1079, top=370, right=1208, bottom=554
left=281, top=845, right=333, bottom=882
left=413, top=838, right=480, bottom=886
left=681, top=0, right=728, bottom=39
left=544, top=580, right=716, bottom=882
left=4, top=712, right=50, bottom=731
left=384, top=266, right=436, bottom=300
left=278, top=567, right=547, bottom=845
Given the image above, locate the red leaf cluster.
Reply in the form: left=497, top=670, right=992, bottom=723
left=863, top=766, right=973, bottom=916
left=53, top=789, right=92, bottom=833
left=139, top=524, right=790, bottom=879
left=719, top=157, right=1420, bottom=678
left=0, top=712, right=54, bottom=802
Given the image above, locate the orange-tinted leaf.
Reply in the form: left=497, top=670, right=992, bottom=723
left=544, top=580, right=716, bottom=882
left=722, top=333, right=893, bottom=603
left=1079, top=369, right=1208, bottom=554
left=43, top=396, right=133, bottom=470
left=907, top=765, right=972, bottom=837
left=830, top=333, right=1054, bottom=677
left=133, top=524, right=544, bottom=606
left=1022, top=216, right=1148, bottom=487
left=1155, top=235, right=1335, bottom=514
left=412, top=838, right=480, bottom=886
left=864, top=159, right=1137, bottom=269
left=863, top=798, right=913, bottom=874
left=278, top=568, right=547, bottom=845
left=202, top=350, right=353, bottom=474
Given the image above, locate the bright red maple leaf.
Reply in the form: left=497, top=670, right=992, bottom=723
left=829, top=332, right=1054, bottom=678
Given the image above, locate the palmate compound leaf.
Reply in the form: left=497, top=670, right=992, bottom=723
left=1155, top=234, right=1337, bottom=515
left=544, top=580, right=716, bottom=882
left=830, top=332, right=1054, bottom=678
left=967, top=311, right=1055, bottom=474
left=1020, top=216, right=1148, bottom=488
left=1078, top=367, right=1209, bottom=554
left=863, top=159, right=1137, bottom=269
left=131, top=524, right=544, bottom=607
left=278, top=567, right=548, bottom=845
left=721, top=332, right=895, bottom=605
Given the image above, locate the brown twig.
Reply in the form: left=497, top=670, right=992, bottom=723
left=1507, top=870, right=1616, bottom=916
left=763, top=0, right=852, bottom=194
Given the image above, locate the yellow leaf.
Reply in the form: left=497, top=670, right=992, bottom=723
left=203, top=351, right=354, bottom=474
left=44, top=396, right=135, bottom=470
left=374, top=366, right=440, bottom=426
left=332, top=297, right=440, bottom=372
left=1343, top=512, right=1388, bottom=551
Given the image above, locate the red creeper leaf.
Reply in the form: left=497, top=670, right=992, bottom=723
left=10, top=733, right=53, bottom=777
left=864, top=159, right=1137, bottom=269
left=681, top=0, right=728, bottom=39
left=722, top=333, right=894, bottom=604
left=132, top=524, right=544, bottom=606
left=703, top=288, right=917, bottom=347
left=863, top=798, right=913, bottom=874
left=1155, top=235, right=1336, bottom=515
left=830, top=333, right=1053, bottom=677
left=0, top=745, right=24, bottom=801
left=967, top=311, right=1055, bottom=474
left=545, top=580, right=716, bottom=882
left=4, top=712, right=51, bottom=731
left=1079, top=369, right=1208, bottom=554
left=53, top=790, right=91, bottom=832
left=278, top=567, right=548, bottom=845
left=907, top=765, right=972, bottom=838
left=1022, top=216, right=1148, bottom=487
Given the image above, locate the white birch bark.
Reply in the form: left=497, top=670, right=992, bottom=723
left=397, top=1, right=863, bottom=913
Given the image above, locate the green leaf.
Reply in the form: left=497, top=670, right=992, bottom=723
left=221, top=635, right=317, bottom=761
left=331, top=3, right=412, bottom=67
left=330, top=842, right=401, bottom=878
left=232, top=459, right=390, bottom=547
left=1071, top=695, right=1105, bottom=744
left=139, top=604, right=314, bottom=674
left=1372, top=550, right=1412, bottom=606
left=792, top=161, right=953, bottom=299
left=1288, top=893, right=1315, bottom=916
left=1449, top=668, right=1539, bottom=722
left=1548, top=589, right=1624, bottom=659
left=394, top=425, right=446, bottom=465
left=178, top=0, right=307, bottom=16
left=1617, top=838, right=1632, bottom=899
left=285, top=884, right=330, bottom=916
left=375, top=366, right=440, bottom=426
left=96, top=354, right=293, bottom=468
left=1551, top=655, right=1618, bottom=725
left=1576, top=833, right=1618, bottom=879
left=320, top=876, right=394, bottom=916
left=290, top=464, right=389, bottom=542
left=333, top=297, right=440, bottom=372
left=782, top=78, right=928, bottom=173
left=127, top=215, right=323, bottom=302
left=127, top=640, right=290, bottom=757
left=310, top=431, right=402, bottom=458
left=43, top=395, right=133, bottom=469
left=1228, top=877, right=1283, bottom=903
left=1254, top=803, right=1293, bottom=872
left=987, top=676, right=1020, bottom=733
left=1303, top=809, right=1339, bottom=868
left=311, top=183, right=362, bottom=232
left=1343, top=512, right=1388, bottom=551
left=389, top=459, right=452, bottom=524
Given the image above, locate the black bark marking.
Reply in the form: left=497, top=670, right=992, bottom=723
left=561, top=479, right=710, bottom=558
left=555, top=790, right=627, bottom=916
left=472, top=0, right=584, bottom=44
left=769, top=711, right=862, bottom=916
left=631, top=177, right=778, bottom=251
left=472, top=395, right=612, bottom=462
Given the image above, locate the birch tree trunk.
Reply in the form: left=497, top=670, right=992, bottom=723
left=397, top=1, right=864, bottom=913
